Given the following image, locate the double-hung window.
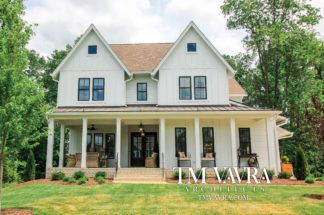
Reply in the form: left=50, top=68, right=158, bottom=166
left=93, top=78, right=104, bottom=101
left=105, top=134, right=115, bottom=159
left=94, top=133, right=103, bottom=152
left=179, top=76, right=191, bottom=100
left=137, top=83, right=147, bottom=101
left=202, top=127, right=214, bottom=156
left=175, top=128, right=187, bottom=157
left=194, top=76, right=207, bottom=99
left=239, top=128, right=251, bottom=155
left=78, top=78, right=90, bottom=101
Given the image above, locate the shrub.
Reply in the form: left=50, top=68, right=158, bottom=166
left=239, top=170, right=248, bottom=180
left=63, top=176, right=70, bottom=182
left=281, top=155, right=289, bottom=164
left=68, top=177, right=76, bottom=183
left=295, top=146, right=309, bottom=180
left=95, top=171, right=106, bottom=179
left=23, top=149, right=36, bottom=181
left=73, top=171, right=85, bottom=180
left=96, top=176, right=105, bottom=184
left=278, top=172, right=291, bottom=179
left=218, top=169, right=229, bottom=180
left=195, top=170, right=208, bottom=179
left=315, top=176, right=324, bottom=181
left=78, top=176, right=88, bottom=184
left=305, top=175, right=315, bottom=184
left=172, top=170, right=187, bottom=180
left=51, top=172, right=65, bottom=181
left=263, top=169, right=274, bottom=180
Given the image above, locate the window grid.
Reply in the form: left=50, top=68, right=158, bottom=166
left=175, top=127, right=187, bottom=157
left=179, top=76, right=192, bottom=100
left=94, top=133, right=103, bottom=152
left=137, top=83, right=147, bottom=101
left=78, top=78, right=90, bottom=101
left=202, top=127, right=214, bottom=156
left=194, top=76, right=207, bottom=100
left=239, top=128, right=252, bottom=155
left=92, top=78, right=105, bottom=101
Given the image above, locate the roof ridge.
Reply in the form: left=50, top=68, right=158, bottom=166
left=110, top=42, right=174, bottom=45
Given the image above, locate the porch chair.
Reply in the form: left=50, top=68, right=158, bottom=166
left=177, top=152, right=191, bottom=167
left=66, top=154, right=76, bottom=167
left=145, top=152, right=158, bottom=168
left=75, top=152, right=100, bottom=168
left=201, top=152, right=216, bottom=167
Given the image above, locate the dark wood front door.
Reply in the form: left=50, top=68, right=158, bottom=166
left=131, top=132, right=158, bottom=167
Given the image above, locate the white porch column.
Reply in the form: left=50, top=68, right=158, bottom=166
left=59, top=124, right=65, bottom=168
left=116, top=118, right=121, bottom=167
left=194, top=117, right=201, bottom=168
left=81, top=118, right=88, bottom=168
left=46, top=118, right=54, bottom=168
left=230, top=117, right=238, bottom=167
left=159, top=118, right=166, bottom=168
left=266, top=117, right=276, bottom=170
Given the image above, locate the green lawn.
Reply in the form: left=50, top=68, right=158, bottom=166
left=2, top=183, right=324, bottom=215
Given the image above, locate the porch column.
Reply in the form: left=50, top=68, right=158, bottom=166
left=194, top=117, right=201, bottom=168
left=46, top=118, right=54, bottom=168
left=116, top=118, right=121, bottom=167
left=159, top=118, right=165, bottom=168
left=81, top=118, right=88, bottom=168
left=59, top=124, right=65, bottom=168
left=265, top=117, right=276, bottom=170
left=229, top=117, right=238, bottom=167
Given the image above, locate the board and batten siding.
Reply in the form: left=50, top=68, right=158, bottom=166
left=126, top=75, right=158, bottom=104
left=57, top=30, right=126, bottom=106
left=158, top=28, right=230, bottom=106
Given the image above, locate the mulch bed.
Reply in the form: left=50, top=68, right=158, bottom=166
left=1, top=209, right=33, bottom=215
left=166, top=178, right=324, bottom=185
left=303, top=194, right=324, bottom=200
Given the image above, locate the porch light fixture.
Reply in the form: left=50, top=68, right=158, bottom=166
left=138, top=123, right=145, bottom=137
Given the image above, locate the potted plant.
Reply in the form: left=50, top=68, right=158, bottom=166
left=281, top=156, right=293, bottom=174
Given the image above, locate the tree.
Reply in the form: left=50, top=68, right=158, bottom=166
left=295, top=146, right=309, bottom=180
left=0, top=0, right=48, bottom=209
left=24, top=149, right=36, bottom=181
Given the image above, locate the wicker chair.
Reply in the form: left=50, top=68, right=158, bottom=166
left=145, top=153, right=158, bottom=168
left=201, top=152, right=216, bottom=167
left=177, top=152, right=191, bottom=167
left=75, top=152, right=99, bottom=168
left=66, top=154, right=76, bottom=167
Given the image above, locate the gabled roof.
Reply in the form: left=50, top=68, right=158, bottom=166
left=51, top=24, right=131, bottom=80
left=152, top=21, right=236, bottom=76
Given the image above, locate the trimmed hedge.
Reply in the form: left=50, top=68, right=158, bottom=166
left=51, top=172, right=65, bottom=181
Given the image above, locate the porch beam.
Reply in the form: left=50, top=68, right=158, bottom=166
left=194, top=117, right=201, bottom=168
left=229, top=117, right=238, bottom=167
left=116, top=118, right=121, bottom=167
left=46, top=118, right=54, bottom=168
left=81, top=118, right=88, bottom=168
left=159, top=118, right=165, bottom=168
left=59, top=124, right=65, bottom=168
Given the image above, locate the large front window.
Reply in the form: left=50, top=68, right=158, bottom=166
left=137, top=83, right=147, bottom=101
left=179, top=76, right=191, bottom=100
left=94, top=133, right=103, bottom=152
left=202, top=127, right=214, bottom=156
left=194, top=76, right=207, bottom=99
left=239, top=128, right=251, bottom=155
left=78, top=78, right=90, bottom=101
left=105, top=133, right=115, bottom=159
left=175, top=128, right=187, bottom=157
left=93, top=78, right=104, bottom=101
left=87, top=133, right=92, bottom=151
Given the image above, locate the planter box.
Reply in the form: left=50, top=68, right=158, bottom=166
left=281, top=163, right=293, bottom=174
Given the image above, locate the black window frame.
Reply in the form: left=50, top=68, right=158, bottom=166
left=187, top=43, right=197, bottom=52
left=179, top=76, right=192, bottom=100
left=78, top=78, right=90, bottom=101
left=175, top=127, right=187, bottom=157
left=137, top=82, right=147, bottom=101
left=194, top=76, right=207, bottom=100
left=105, top=133, right=115, bottom=159
left=238, top=128, right=252, bottom=155
left=87, top=133, right=92, bottom=152
left=94, top=133, right=103, bottom=152
left=202, top=127, right=214, bottom=156
left=88, top=45, right=97, bottom=54
left=92, top=78, right=105, bottom=101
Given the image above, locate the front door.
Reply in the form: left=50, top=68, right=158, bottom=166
left=131, top=132, right=158, bottom=167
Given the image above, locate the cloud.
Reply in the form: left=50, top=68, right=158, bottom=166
left=24, top=0, right=324, bottom=57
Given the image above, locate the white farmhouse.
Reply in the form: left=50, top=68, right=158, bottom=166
left=46, top=22, right=292, bottom=181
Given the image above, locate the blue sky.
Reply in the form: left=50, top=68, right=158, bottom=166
left=24, top=0, right=324, bottom=57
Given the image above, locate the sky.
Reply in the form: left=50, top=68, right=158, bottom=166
left=25, top=0, right=324, bottom=57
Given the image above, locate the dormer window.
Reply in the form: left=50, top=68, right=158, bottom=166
left=88, top=45, right=97, bottom=54
left=187, top=43, right=196, bottom=52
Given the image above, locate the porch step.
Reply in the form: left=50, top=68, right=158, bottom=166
left=114, top=168, right=164, bottom=184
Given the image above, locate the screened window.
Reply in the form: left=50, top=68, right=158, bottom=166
left=239, top=128, right=251, bottom=155
left=202, top=127, right=214, bottom=156
left=93, top=78, right=104, bottom=101
left=179, top=76, right=191, bottom=100
left=87, top=133, right=92, bottom=152
left=88, top=45, right=97, bottom=54
left=94, top=133, right=103, bottom=152
left=194, top=76, right=207, bottom=99
left=175, top=128, right=187, bottom=157
left=187, top=43, right=197, bottom=52
left=137, top=83, right=147, bottom=101
left=105, top=134, right=115, bottom=159
left=78, top=78, right=90, bottom=101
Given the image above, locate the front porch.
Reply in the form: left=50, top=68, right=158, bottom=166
left=45, top=110, right=281, bottom=178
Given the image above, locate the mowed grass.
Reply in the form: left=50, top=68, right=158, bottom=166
left=2, top=183, right=324, bottom=215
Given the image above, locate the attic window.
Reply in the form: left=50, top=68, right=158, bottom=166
left=88, top=45, right=97, bottom=54
left=187, top=43, right=196, bottom=52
